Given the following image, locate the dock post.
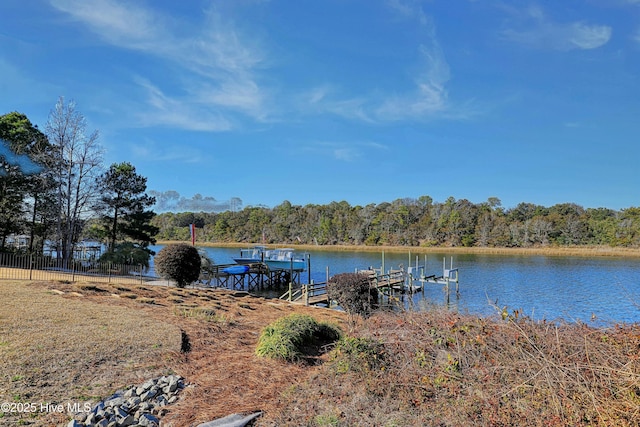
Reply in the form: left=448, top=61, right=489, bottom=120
left=445, top=276, right=450, bottom=306
left=288, top=281, right=292, bottom=302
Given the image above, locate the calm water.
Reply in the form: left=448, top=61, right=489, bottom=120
left=149, top=245, right=640, bottom=325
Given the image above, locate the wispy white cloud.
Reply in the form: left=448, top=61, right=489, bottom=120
left=134, top=78, right=233, bottom=132
left=49, top=0, right=468, bottom=131
left=50, top=0, right=160, bottom=48
left=375, top=41, right=450, bottom=120
left=49, top=0, right=269, bottom=130
left=301, top=142, right=388, bottom=162
left=501, top=6, right=611, bottom=50
left=130, top=138, right=209, bottom=164
left=333, top=148, right=359, bottom=162
left=300, top=2, right=458, bottom=123
left=298, top=85, right=376, bottom=122
left=386, top=0, right=428, bottom=26
left=376, top=2, right=455, bottom=121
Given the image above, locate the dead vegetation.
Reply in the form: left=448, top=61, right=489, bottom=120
left=262, top=310, right=640, bottom=426
left=0, top=280, right=346, bottom=426
left=1, top=279, right=639, bottom=426
left=0, top=281, right=182, bottom=426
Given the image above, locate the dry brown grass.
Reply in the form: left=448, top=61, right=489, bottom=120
left=262, top=310, right=640, bottom=426
left=2, top=277, right=639, bottom=427
left=0, top=279, right=347, bottom=426
left=0, top=280, right=182, bottom=426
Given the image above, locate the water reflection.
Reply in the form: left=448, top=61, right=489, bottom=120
left=150, top=246, right=640, bottom=325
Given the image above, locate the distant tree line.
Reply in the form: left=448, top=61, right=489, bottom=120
left=0, top=100, right=158, bottom=267
left=152, top=196, right=640, bottom=248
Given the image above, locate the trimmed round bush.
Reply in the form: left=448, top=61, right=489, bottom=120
left=154, top=243, right=201, bottom=288
left=327, top=272, right=379, bottom=318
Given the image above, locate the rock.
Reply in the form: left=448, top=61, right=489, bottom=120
left=127, top=396, right=141, bottom=411
left=140, top=388, right=158, bottom=402
left=114, top=406, right=128, bottom=418
left=156, top=395, right=168, bottom=407
left=105, top=393, right=125, bottom=408
left=118, top=414, right=136, bottom=426
left=83, top=412, right=96, bottom=425
left=138, top=413, right=160, bottom=426
left=67, top=420, right=83, bottom=427
left=83, top=375, right=185, bottom=427
left=139, top=401, right=153, bottom=413
left=124, top=387, right=137, bottom=398
left=141, top=379, right=157, bottom=391
left=92, top=401, right=105, bottom=414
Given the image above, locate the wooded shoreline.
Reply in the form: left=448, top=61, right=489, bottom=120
left=157, top=241, right=640, bottom=258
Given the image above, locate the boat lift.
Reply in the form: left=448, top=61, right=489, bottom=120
left=407, top=255, right=459, bottom=302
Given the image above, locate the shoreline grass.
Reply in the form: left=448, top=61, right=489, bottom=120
left=157, top=240, right=640, bottom=258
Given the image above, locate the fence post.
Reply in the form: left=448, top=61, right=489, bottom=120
left=72, top=260, right=76, bottom=282
left=108, top=263, right=112, bottom=283
left=29, top=254, right=33, bottom=280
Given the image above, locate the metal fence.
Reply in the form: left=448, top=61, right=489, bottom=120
left=0, top=252, right=155, bottom=285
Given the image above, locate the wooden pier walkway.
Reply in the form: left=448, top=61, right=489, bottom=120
left=280, top=270, right=407, bottom=307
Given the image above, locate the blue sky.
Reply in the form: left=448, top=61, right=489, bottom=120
left=1, top=0, right=639, bottom=211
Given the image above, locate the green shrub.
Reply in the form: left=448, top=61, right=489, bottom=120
left=327, top=272, right=379, bottom=318
left=98, top=242, right=153, bottom=270
left=154, top=243, right=201, bottom=288
left=255, top=314, right=342, bottom=362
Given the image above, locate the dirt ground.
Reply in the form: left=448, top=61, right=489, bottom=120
left=0, top=279, right=347, bottom=426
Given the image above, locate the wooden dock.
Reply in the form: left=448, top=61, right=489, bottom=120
left=280, top=270, right=407, bottom=307
left=200, top=262, right=305, bottom=291
left=280, top=281, right=330, bottom=306
left=359, top=269, right=406, bottom=290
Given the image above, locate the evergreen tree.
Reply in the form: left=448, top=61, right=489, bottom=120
left=98, top=162, right=158, bottom=263
left=0, top=112, right=54, bottom=253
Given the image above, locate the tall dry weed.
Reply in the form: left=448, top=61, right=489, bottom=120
left=261, top=310, right=640, bottom=426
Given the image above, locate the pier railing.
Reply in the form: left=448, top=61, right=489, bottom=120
left=281, top=281, right=329, bottom=306
left=281, top=269, right=408, bottom=306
